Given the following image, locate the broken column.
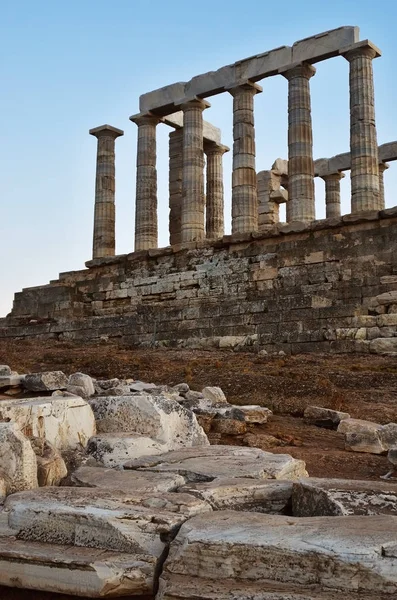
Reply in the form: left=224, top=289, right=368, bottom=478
left=181, top=99, right=209, bottom=243
left=378, top=162, right=389, bottom=209
left=321, top=172, right=345, bottom=218
left=343, top=42, right=381, bottom=212
left=130, top=113, right=162, bottom=251
left=229, top=83, right=261, bottom=234
left=204, top=142, right=229, bottom=239
left=169, top=129, right=183, bottom=245
left=257, top=170, right=288, bottom=229
left=282, top=64, right=316, bottom=222
left=89, top=125, right=124, bottom=260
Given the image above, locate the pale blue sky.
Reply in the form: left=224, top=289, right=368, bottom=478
left=1, top=0, right=396, bottom=316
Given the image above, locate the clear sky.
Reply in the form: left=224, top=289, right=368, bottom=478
left=1, top=0, right=396, bottom=317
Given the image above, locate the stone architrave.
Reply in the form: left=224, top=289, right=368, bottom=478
left=343, top=42, right=381, bottom=212
left=180, top=98, right=209, bottom=243
left=378, top=162, right=389, bottom=209
left=321, top=172, right=345, bottom=218
left=204, top=142, right=229, bottom=239
left=282, top=63, right=316, bottom=223
left=169, top=129, right=184, bottom=245
left=130, top=113, right=162, bottom=251
left=229, top=82, right=261, bottom=234
left=89, top=125, right=124, bottom=260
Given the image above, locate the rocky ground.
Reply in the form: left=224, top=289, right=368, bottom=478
left=1, top=338, right=397, bottom=600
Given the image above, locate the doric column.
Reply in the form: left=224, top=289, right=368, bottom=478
left=282, top=63, right=316, bottom=222
left=321, top=172, right=345, bottom=218
left=169, top=129, right=183, bottom=245
left=181, top=99, right=209, bottom=243
left=89, top=124, right=124, bottom=260
left=378, top=162, right=389, bottom=209
left=204, top=142, right=229, bottom=239
left=229, top=82, right=261, bottom=234
left=343, top=42, right=381, bottom=212
left=130, top=113, right=161, bottom=251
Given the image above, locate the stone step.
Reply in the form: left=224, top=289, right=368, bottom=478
left=0, top=537, right=154, bottom=597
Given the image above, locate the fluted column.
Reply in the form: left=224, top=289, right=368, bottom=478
left=378, top=162, right=389, bottom=209
left=321, top=172, right=345, bottom=218
left=130, top=113, right=161, bottom=251
left=229, top=82, right=261, bottom=234
left=204, top=142, right=229, bottom=239
left=343, top=43, right=381, bottom=212
left=283, top=63, right=316, bottom=222
left=181, top=99, right=209, bottom=243
left=89, top=124, right=124, bottom=260
left=169, top=129, right=183, bottom=245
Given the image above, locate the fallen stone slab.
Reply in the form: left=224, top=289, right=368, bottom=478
left=0, top=538, right=155, bottom=597
left=67, top=371, right=95, bottom=399
left=87, top=432, right=168, bottom=467
left=125, top=445, right=308, bottom=481
left=0, top=396, right=96, bottom=451
left=344, top=429, right=385, bottom=454
left=72, top=465, right=186, bottom=493
left=89, top=394, right=208, bottom=449
left=179, top=477, right=292, bottom=513
left=292, top=477, right=397, bottom=516
left=0, top=423, right=38, bottom=494
left=23, top=370, right=68, bottom=391
left=237, top=405, right=273, bottom=424
left=130, top=381, right=157, bottom=392
left=157, top=512, right=397, bottom=599
left=4, top=487, right=211, bottom=555
left=304, top=405, right=350, bottom=429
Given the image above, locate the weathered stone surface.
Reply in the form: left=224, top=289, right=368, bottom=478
left=89, top=394, right=208, bottom=449
left=158, top=512, right=397, bottom=599
left=345, top=429, right=385, bottom=454
left=0, top=396, right=96, bottom=451
left=338, top=418, right=381, bottom=435
left=0, top=375, right=24, bottom=389
left=87, top=432, right=168, bottom=467
left=67, top=371, right=95, bottom=399
left=130, top=381, right=157, bottom=392
left=180, top=478, right=292, bottom=513
left=242, top=432, right=281, bottom=450
left=72, top=465, right=186, bottom=493
left=238, top=405, right=273, bottom=424
left=304, top=405, right=350, bottom=429
left=293, top=477, right=397, bottom=516
left=0, top=366, right=11, bottom=376
left=30, top=437, right=67, bottom=486
left=125, top=446, right=308, bottom=481
left=0, top=477, right=7, bottom=503
left=23, top=371, right=68, bottom=392
left=0, top=423, right=38, bottom=494
left=201, top=386, right=228, bottom=405
left=211, top=416, right=247, bottom=435
left=370, top=337, right=397, bottom=354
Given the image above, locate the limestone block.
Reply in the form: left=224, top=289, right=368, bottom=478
left=370, top=337, right=397, bottom=354
left=124, top=445, right=308, bottom=481
left=67, top=372, right=95, bottom=399
left=211, top=417, right=247, bottom=435
left=218, top=335, right=246, bottom=348
left=376, top=291, right=397, bottom=305
left=23, top=371, right=68, bottom=391
left=157, top=512, right=397, bottom=599
left=129, top=380, right=157, bottom=392
left=0, top=396, right=96, bottom=451
left=242, top=432, right=281, bottom=450
left=338, top=418, right=382, bottom=435
left=379, top=423, right=397, bottom=450
left=0, top=423, right=38, bottom=493
left=180, top=477, right=292, bottom=513
left=87, top=432, right=168, bottom=467
left=0, top=538, right=155, bottom=597
left=88, top=394, right=209, bottom=449
left=72, top=465, right=186, bottom=494
left=30, top=438, right=67, bottom=486
left=202, top=386, right=228, bottom=405
left=345, top=429, right=385, bottom=454
left=293, top=477, right=397, bottom=517
left=0, top=375, right=24, bottom=389
left=304, top=405, right=350, bottom=429
left=237, top=405, right=273, bottom=424
left=292, top=26, right=359, bottom=63
left=378, top=312, right=397, bottom=327
left=0, top=366, right=11, bottom=376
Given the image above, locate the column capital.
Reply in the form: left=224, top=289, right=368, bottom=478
left=342, top=40, right=381, bottom=62
left=227, top=81, right=262, bottom=97
left=129, top=112, right=163, bottom=127
left=204, top=141, right=230, bottom=156
left=320, top=171, right=345, bottom=182
left=180, top=98, right=210, bottom=112
left=378, top=162, right=390, bottom=173
left=281, top=62, right=316, bottom=81
left=89, top=124, right=124, bottom=139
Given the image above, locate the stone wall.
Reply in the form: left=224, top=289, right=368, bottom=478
left=1, top=208, right=397, bottom=354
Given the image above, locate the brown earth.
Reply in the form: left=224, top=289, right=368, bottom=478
left=0, top=338, right=397, bottom=599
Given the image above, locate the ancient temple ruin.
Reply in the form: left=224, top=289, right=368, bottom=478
left=1, top=26, right=397, bottom=354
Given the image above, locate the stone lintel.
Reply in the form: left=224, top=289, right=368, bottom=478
left=379, top=141, right=397, bottom=163
left=163, top=111, right=222, bottom=144
left=314, top=141, right=397, bottom=176
left=89, top=124, right=124, bottom=138
left=139, top=27, right=358, bottom=114
left=341, top=39, right=382, bottom=59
